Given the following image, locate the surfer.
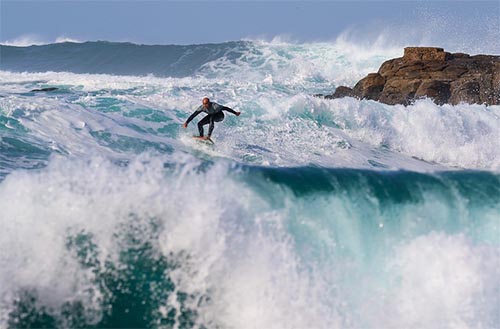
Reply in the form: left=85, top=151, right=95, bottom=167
left=182, top=97, right=240, bottom=140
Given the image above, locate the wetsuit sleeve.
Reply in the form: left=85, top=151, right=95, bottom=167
left=221, top=106, right=237, bottom=115
left=185, top=106, right=203, bottom=124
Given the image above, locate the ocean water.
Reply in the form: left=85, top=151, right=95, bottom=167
left=0, top=40, right=499, bottom=329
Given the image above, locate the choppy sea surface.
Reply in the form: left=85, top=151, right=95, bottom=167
left=0, top=40, right=499, bottom=328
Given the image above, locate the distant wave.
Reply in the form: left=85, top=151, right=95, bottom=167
left=0, top=35, right=82, bottom=47
left=0, top=41, right=252, bottom=77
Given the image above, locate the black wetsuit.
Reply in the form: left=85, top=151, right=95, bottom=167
left=185, top=102, right=237, bottom=137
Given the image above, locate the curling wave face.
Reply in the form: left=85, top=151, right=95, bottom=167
left=0, top=156, right=499, bottom=328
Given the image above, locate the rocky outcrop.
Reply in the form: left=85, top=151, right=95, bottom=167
left=325, top=47, right=500, bottom=105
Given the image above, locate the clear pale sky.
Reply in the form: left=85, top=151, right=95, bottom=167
left=1, top=0, right=499, bottom=50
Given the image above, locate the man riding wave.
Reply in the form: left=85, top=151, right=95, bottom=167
left=183, top=97, right=241, bottom=140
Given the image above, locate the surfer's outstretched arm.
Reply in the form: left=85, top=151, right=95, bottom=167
left=183, top=108, right=202, bottom=128
left=222, top=106, right=241, bottom=116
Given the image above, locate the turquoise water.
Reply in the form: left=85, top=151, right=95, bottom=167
left=0, top=40, right=499, bottom=329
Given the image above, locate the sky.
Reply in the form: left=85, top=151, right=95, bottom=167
left=1, top=0, right=499, bottom=52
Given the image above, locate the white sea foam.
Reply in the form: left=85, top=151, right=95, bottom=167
left=199, top=39, right=396, bottom=88
left=1, top=67, right=499, bottom=170
left=380, top=233, right=500, bottom=329
left=0, top=155, right=498, bottom=328
left=54, top=36, right=82, bottom=44
left=313, top=97, right=500, bottom=170
left=0, top=34, right=47, bottom=47
left=0, top=155, right=337, bottom=327
left=1, top=35, right=82, bottom=47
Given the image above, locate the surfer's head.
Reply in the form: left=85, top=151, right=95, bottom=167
left=202, top=97, right=210, bottom=108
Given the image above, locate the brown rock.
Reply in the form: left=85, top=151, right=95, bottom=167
left=352, top=73, right=385, bottom=100
left=450, top=53, right=470, bottom=59
left=441, top=65, right=468, bottom=78
left=403, top=47, right=448, bottom=62
left=326, top=47, right=500, bottom=106
left=379, top=79, right=422, bottom=105
left=325, top=86, right=356, bottom=99
left=378, top=58, right=401, bottom=77
left=415, top=80, right=451, bottom=105
left=493, top=61, right=500, bottom=96
left=449, top=81, right=481, bottom=104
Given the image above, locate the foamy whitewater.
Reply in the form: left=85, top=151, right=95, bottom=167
left=0, top=39, right=499, bottom=329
